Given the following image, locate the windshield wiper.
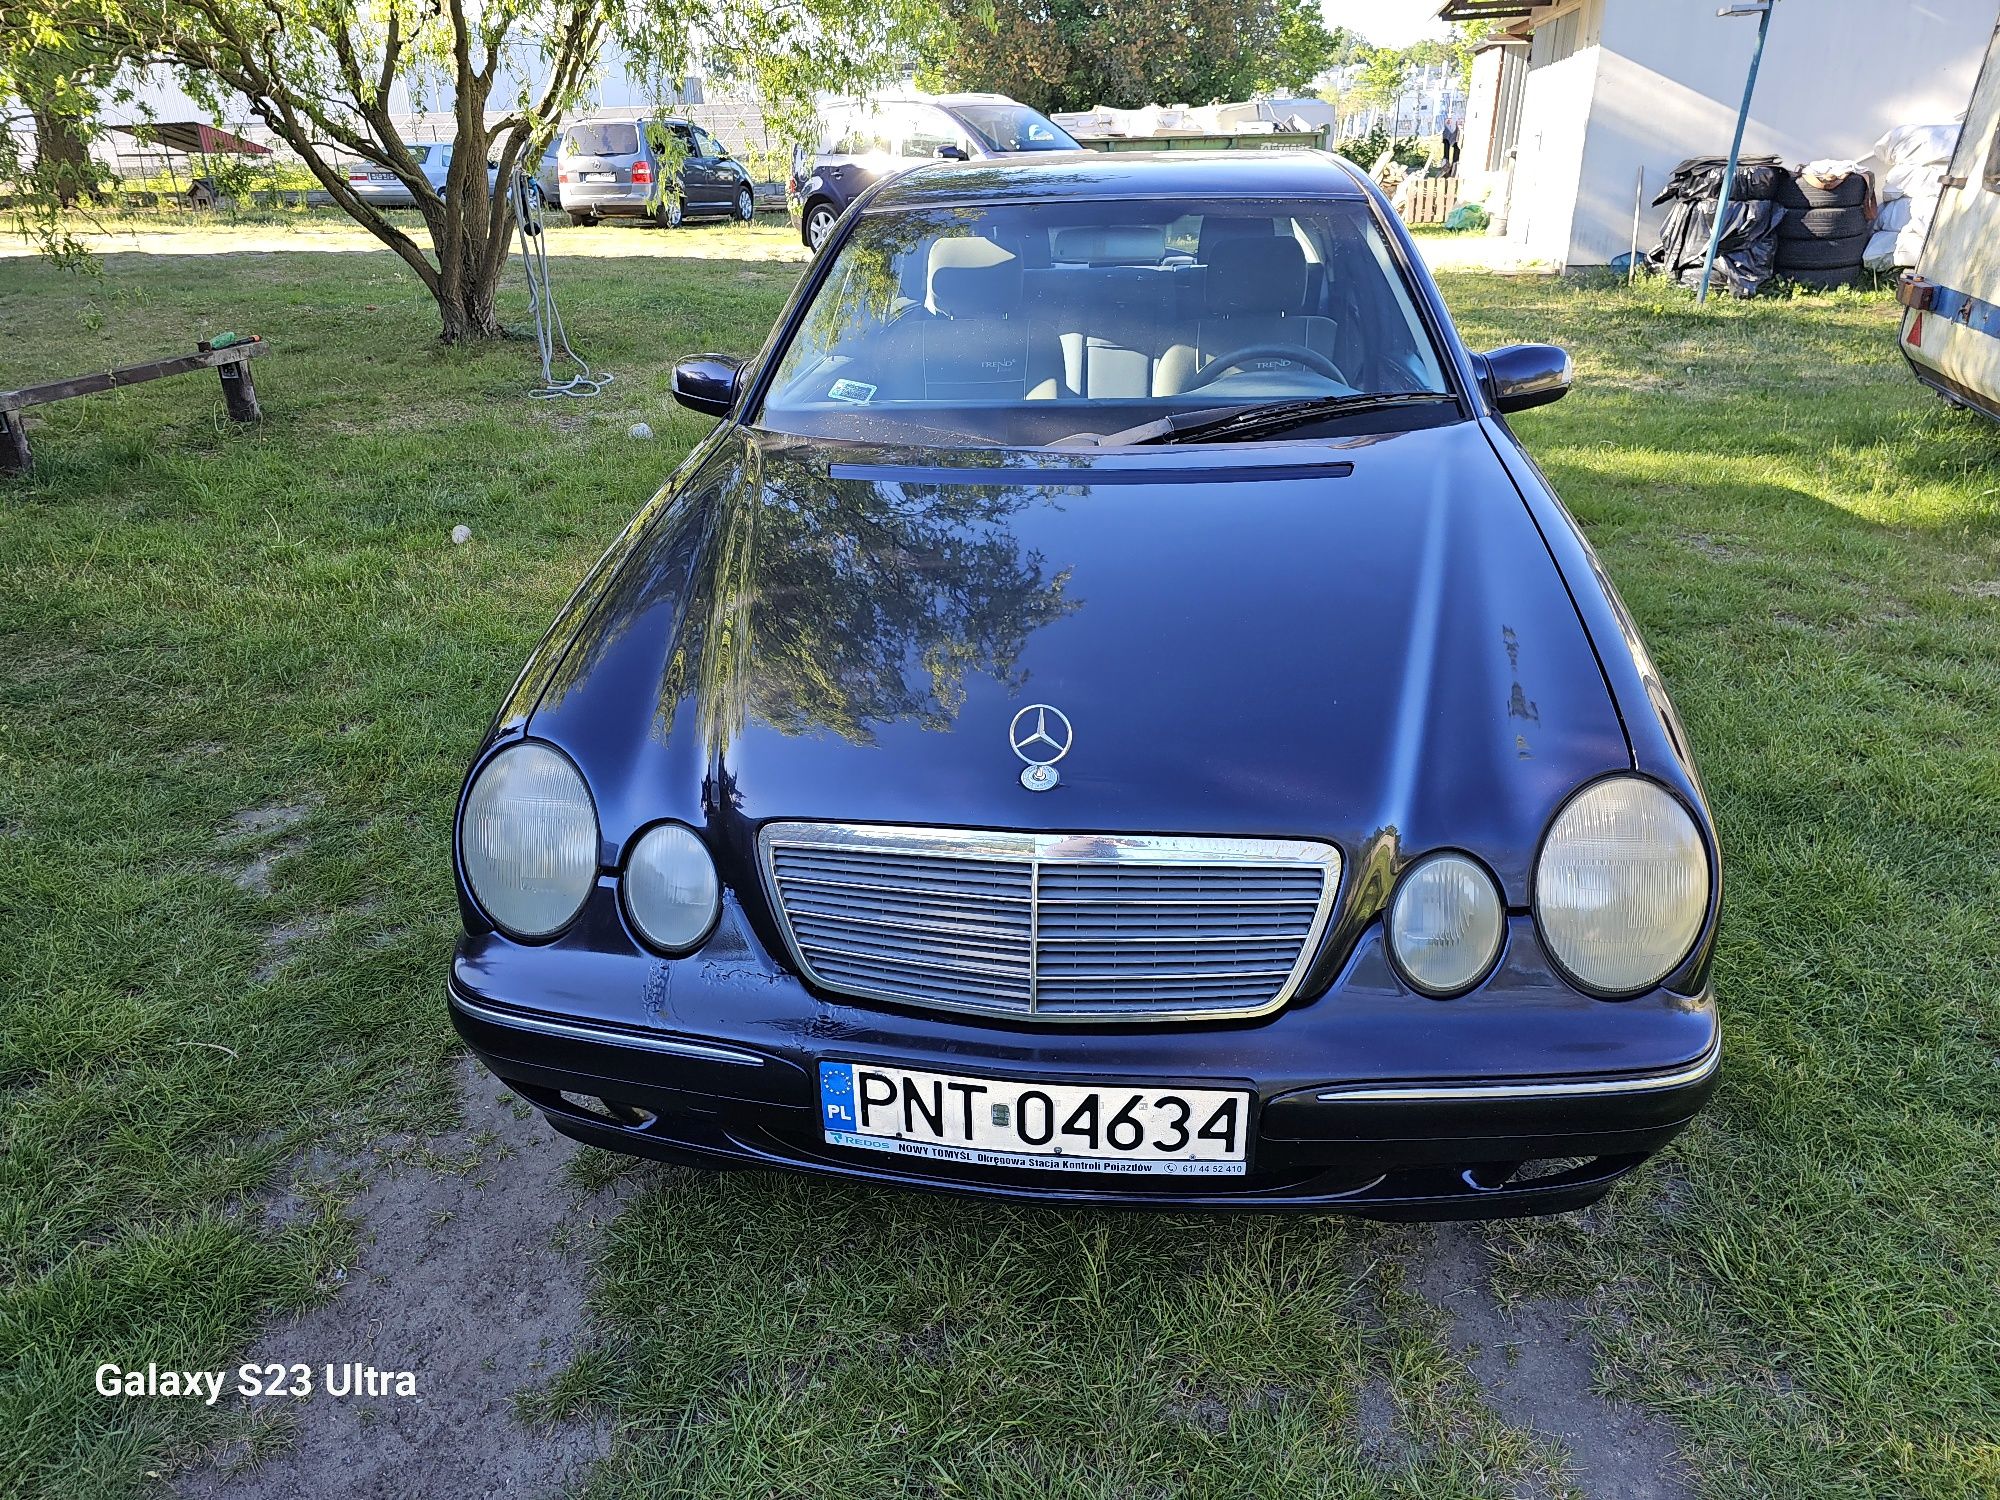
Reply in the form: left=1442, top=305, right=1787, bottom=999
left=1092, top=392, right=1457, bottom=448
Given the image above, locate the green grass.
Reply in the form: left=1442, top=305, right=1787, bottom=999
left=1, top=223, right=1997, bottom=1499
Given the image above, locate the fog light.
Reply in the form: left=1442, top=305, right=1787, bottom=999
left=622, top=822, right=721, bottom=953
left=1388, top=852, right=1506, bottom=996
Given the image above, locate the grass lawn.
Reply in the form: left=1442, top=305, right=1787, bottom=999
left=1, top=219, right=1995, bottom=1500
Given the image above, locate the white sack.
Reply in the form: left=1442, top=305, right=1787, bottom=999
left=1872, top=121, right=1961, bottom=169
left=1863, top=228, right=1903, bottom=272
left=1884, top=159, right=1947, bottom=204
left=1874, top=196, right=1913, bottom=232
left=1895, top=222, right=1930, bottom=267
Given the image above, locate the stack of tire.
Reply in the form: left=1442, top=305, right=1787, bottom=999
left=1774, top=170, right=1871, bottom=288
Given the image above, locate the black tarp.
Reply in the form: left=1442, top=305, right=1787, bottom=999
left=1646, top=154, right=1787, bottom=297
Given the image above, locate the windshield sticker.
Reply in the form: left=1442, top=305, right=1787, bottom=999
left=827, top=378, right=877, bottom=404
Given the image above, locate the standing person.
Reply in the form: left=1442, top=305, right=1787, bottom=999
left=1441, top=115, right=1462, bottom=175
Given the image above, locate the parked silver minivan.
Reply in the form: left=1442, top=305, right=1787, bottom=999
left=557, top=117, right=756, bottom=227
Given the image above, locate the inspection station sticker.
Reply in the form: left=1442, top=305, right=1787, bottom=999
left=825, top=378, right=877, bottom=404
left=818, top=1061, right=1249, bottom=1176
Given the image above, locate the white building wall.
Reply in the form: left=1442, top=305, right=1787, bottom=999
left=1484, top=0, right=1601, bottom=262
left=1461, top=44, right=1505, bottom=174
left=1507, top=9, right=1605, bottom=266
left=1514, top=0, right=1993, bottom=268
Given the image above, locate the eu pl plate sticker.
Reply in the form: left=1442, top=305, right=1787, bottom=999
left=819, top=1061, right=858, bottom=1132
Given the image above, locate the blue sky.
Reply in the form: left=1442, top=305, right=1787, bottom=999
left=1322, top=0, right=1452, bottom=48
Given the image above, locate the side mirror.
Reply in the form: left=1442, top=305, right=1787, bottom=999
left=934, top=144, right=970, bottom=161
left=672, top=355, right=743, bottom=417
left=1478, top=343, right=1572, bottom=414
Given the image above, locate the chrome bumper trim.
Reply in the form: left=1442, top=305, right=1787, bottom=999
left=1314, top=1031, right=1721, bottom=1104
left=450, top=990, right=767, bottom=1068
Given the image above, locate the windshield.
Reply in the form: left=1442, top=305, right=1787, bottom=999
left=564, top=122, right=639, bottom=157
left=950, top=103, right=1078, bottom=153
left=759, top=197, right=1452, bottom=446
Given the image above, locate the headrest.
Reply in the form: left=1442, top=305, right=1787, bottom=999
left=1049, top=225, right=1168, bottom=264
left=926, top=237, right=1020, bottom=317
left=1196, top=215, right=1278, bottom=261
left=1204, top=235, right=1308, bottom=315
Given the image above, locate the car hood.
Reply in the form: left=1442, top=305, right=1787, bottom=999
left=522, top=423, right=1631, bottom=901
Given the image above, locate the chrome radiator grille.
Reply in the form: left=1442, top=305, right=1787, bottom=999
left=760, top=823, right=1341, bottom=1022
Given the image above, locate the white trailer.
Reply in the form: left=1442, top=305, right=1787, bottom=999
left=1898, top=12, right=2000, bottom=421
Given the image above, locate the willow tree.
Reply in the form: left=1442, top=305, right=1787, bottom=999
left=1, top=14, right=119, bottom=265
left=32, top=0, right=928, bottom=340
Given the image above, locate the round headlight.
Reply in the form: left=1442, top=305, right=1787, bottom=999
left=1535, top=777, right=1710, bottom=996
left=459, top=742, right=598, bottom=939
left=1388, top=853, right=1506, bottom=996
left=622, top=823, right=721, bottom=953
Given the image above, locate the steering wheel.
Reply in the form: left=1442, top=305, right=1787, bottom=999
left=1180, top=343, right=1346, bottom=392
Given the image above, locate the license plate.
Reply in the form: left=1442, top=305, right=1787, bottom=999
left=581, top=171, right=614, bottom=182
left=818, top=1061, right=1250, bottom=1176
left=368, top=172, right=395, bottom=182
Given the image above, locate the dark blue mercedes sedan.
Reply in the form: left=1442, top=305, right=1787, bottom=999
left=449, top=152, right=1721, bottom=1219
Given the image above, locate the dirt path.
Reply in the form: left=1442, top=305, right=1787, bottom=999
left=1413, top=233, right=1554, bottom=274
left=168, top=1068, right=1694, bottom=1500
left=175, top=1059, right=639, bottom=1499
left=1410, top=1225, right=1696, bottom=1500
left=0, top=218, right=811, bottom=263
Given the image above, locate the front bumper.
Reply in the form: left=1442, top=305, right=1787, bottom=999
left=448, top=893, right=1720, bottom=1219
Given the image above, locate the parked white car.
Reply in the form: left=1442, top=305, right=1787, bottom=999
left=346, top=142, right=498, bottom=207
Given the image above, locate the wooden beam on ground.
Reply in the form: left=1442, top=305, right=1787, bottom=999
left=0, top=340, right=266, bottom=415
left=0, top=411, right=30, bottom=475
left=0, top=339, right=268, bottom=476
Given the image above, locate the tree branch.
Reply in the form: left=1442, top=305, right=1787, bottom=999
left=127, top=3, right=443, bottom=292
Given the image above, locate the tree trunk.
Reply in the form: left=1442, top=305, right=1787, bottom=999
left=437, top=272, right=505, bottom=343
left=30, top=105, right=94, bottom=209
left=431, top=213, right=511, bottom=343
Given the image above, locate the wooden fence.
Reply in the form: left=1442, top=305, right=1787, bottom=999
left=1395, top=177, right=1462, bottom=226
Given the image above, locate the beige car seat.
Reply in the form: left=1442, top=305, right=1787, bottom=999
left=1156, top=234, right=1344, bottom=395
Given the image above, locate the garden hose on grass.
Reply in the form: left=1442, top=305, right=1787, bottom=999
left=511, top=167, right=612, bottom=400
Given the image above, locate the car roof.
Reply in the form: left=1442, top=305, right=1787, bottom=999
left=567, top=114, right=691, bottom=130
left=866, top=150, right=1369, bottom=207
left=853, top=93, right=1020, bottom=108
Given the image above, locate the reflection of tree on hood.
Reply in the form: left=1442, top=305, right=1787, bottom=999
left=537, top=442, right=1081, bottom=751
left=726, top=468, right=1078, bottom=746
